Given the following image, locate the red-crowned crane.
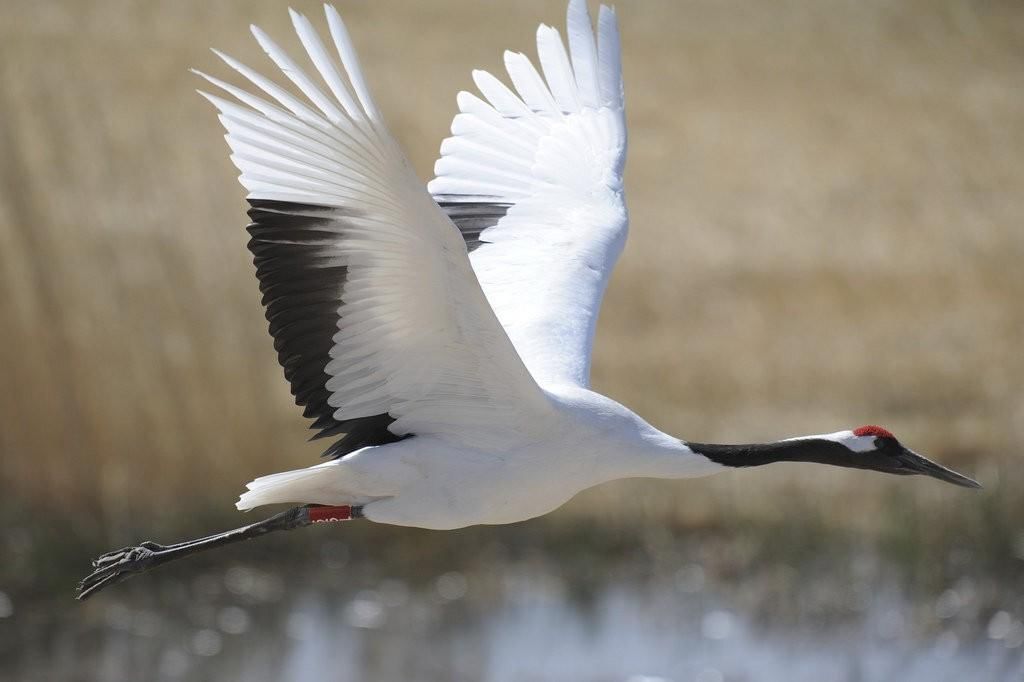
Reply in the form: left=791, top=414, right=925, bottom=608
left=78, top=0, right=979, bottom=599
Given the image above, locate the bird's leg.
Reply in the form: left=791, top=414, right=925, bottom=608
left=76, top=504, right=361, bottom=600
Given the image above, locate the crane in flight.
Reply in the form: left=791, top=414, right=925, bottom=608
left=78, top=0, right=979, bottom=599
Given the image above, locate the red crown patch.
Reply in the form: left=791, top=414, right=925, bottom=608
left=853, top=425, right=894, bottom=439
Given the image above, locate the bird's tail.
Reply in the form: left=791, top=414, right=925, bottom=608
left=236, top=464, right=342, bottom=511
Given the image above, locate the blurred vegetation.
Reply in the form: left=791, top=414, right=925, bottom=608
left=0, top=0, right=1021, bottom=631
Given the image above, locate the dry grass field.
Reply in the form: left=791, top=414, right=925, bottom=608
left=0, top=0, right=1021, bottom=610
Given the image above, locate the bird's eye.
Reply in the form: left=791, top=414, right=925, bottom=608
left=876, top=436, right=898, bottom=453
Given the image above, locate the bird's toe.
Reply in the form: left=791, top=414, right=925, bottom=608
left=92, top=542, right=166, bottom=568
left=78, top=545, right=159, bottom=600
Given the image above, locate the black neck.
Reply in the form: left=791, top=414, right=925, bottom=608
left=687, top=438, right=854, bottom=469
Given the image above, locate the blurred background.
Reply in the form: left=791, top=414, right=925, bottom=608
left=1, top=0, right=1022, bottom=680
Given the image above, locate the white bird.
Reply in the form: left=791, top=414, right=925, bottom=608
left=79, top=0, right=978, bottom=599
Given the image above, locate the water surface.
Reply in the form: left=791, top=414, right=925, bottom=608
left=4, top=540, right=1021, bottom=682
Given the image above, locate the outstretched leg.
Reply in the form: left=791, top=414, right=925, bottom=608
left=77, top=504, right=361, bottom=600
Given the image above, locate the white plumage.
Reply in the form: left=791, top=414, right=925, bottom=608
left=191, top=1, right=978, bottom=530
left=430, top=11, right=627, bottom=388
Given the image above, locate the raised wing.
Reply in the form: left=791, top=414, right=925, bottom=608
left=429, top=0, right=628, bottom=389
left=195, top=6, right=552, bottom=458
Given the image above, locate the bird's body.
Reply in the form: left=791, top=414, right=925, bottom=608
left=78, top=0, right=978, bottom=598
left=245, top=386, right=716, bottom=529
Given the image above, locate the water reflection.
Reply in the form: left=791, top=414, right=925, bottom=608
left=4, top=555, right=1022, bottom=682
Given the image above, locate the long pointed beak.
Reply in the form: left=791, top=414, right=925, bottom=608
left=895, top=447, right=982, bottom=488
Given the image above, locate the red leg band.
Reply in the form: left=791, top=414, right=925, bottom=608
left=308, top=505, right=352, bottom=523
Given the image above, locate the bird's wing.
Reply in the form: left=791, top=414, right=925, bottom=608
left=429, top=0, right=628, bottom=389
left=195, top=6, right=553, bottom=458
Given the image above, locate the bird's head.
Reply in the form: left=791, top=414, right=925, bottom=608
left=829, top=425, right=981, bottom=488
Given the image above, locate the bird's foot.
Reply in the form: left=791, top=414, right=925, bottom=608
left=77, top=542, right=167, bottom=600
left=91, top=541, right=167, bottom=568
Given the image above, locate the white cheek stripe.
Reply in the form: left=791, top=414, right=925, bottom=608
left=783, top=430, right=879, bottom=453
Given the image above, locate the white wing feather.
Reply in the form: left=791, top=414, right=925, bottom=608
left=429, top=0, right=628, bottom=388
left=197, top=6, right=552, bottom=449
